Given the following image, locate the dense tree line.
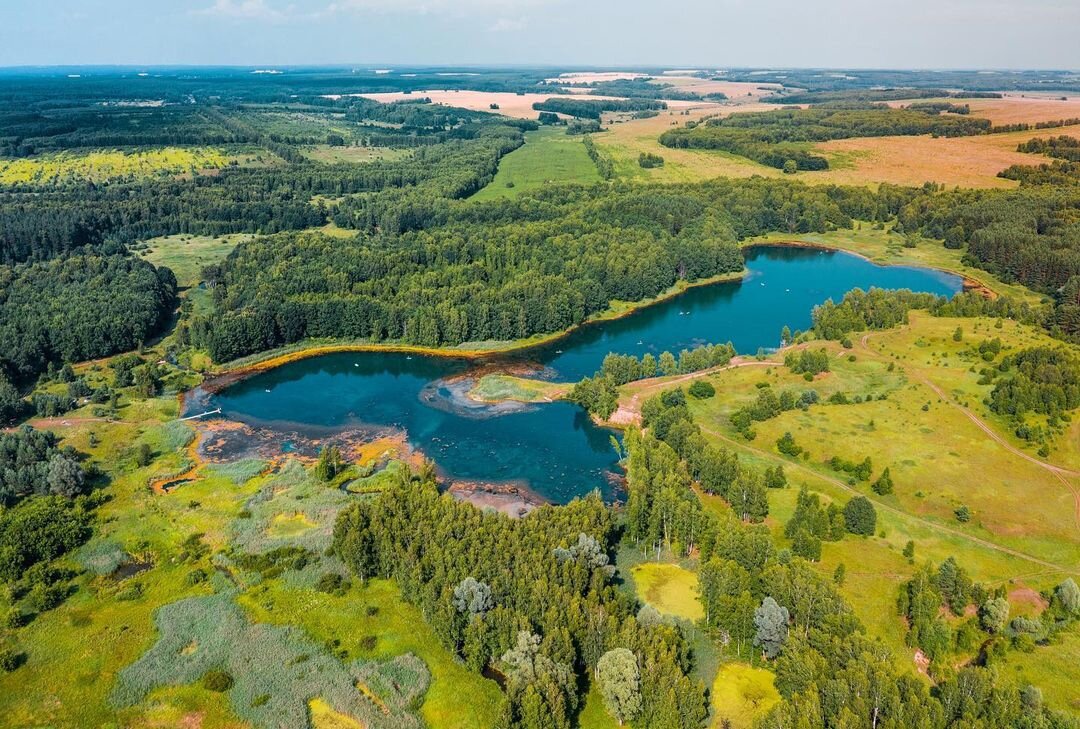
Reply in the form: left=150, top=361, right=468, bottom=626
left=574, top=78, right=726, bottom=102
left=906, top=101, right=971, bottom=115
left=810, top=288, right=1038, bottom=341
left=188, top=189, right=748, bottom=361
left=659, top=103, right=992, bottom=171
left=763, top=89, right=1001, bottom=105
left=897, top=160, right=1080, bottom=336
left=0, top=255, right=176, bottom=385
left=0, top=123, right=525, bottom=264
left=191, top=178, right=914, bottom=362
left=1016, top=135, right=1080, bottom=162
left=989, top=347, right=1080, bottom=421
left=0, top=426, right=86, bottom=507
left=570, top=344, right=735, bottom=418
left=332, top=476, right=707, bottom=729
left=581, top=135, right=614, bottom=179
left=0, top=494, right=94, bottom=584
left=532, top=98, right=667, bottom=120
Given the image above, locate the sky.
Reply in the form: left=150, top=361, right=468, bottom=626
left=1, top=0, right=1079, bottom=69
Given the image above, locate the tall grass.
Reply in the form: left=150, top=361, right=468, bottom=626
left=111, top=590, right=429, bottom=728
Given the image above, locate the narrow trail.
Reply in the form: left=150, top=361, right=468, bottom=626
left=613, top=342, right=1079, bottom=575
left=698, top=421, right=1076, bottom=575
left=858, top=332, right=1080, bottom=527
left=613, top=358, right=773, bottom=425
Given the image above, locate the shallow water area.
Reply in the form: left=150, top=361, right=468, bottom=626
left=195, top=246, right=963, bottom=503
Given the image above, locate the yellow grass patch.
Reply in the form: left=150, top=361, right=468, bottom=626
left=309, top=698, right=364, bottom=729
left=0, top=147, right=232, bottom=186
left=469, top=374, right=568, bottom=403
left=630, top=563, right=704, bottom=621
left=267, top=512, right=317, bottom=537
left=710, top=663, right=781, bottom=729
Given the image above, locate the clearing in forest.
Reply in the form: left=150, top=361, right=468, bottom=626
left=630, top=562, right=705, bottom=621
left=472, top=126, right=601, bottom=199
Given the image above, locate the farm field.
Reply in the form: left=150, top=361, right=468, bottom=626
left=887, top=93, right=1080, bottom=125
left=809, top=125, right=1080, bottom=188
left=595, top=99, right=1080, bottom=188
left=471, top=126, right=602, bottom=199
left=353, top=90, right=719, bottom=119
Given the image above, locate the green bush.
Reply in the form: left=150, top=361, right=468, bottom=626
left=688, top=380, right=715, bottom=399
left=0, top=648, right=26, bottom=672
left=843, top=496, right=877, bottom=536
left=203, top=669, right=235, bottom=692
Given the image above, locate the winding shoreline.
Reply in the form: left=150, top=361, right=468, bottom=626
left=201, top=240, right=983, bottom=385
left=200, top=268, right=747, bottom=384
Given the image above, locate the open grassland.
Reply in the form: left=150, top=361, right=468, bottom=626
left=594, top=106, right=782, bottom=183
left=1004, top=624, right=1080, bottom=715
left=472, top=126, right=602, bottom=199
left=0, top=147, right=241, bottom=186
left=139, top=233, right=256, bottom=288
left=617, top=310, right=1080, bottom=709
left=629, top=563, right=704, bottom=622
left=709, top=663, right=781, bottom=729
left=680, top=318, right=1080, bottom=569
left=303, top=145, right=411, bottom=164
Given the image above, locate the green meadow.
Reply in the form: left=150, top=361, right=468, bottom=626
left=472, top=126, right=602, bottom=200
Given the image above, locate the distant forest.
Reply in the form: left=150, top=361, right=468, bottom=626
left=0, top=69, right=1078, bottom=386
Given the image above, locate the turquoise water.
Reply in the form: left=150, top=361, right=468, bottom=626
left=205, top=247, right=962, bottom=502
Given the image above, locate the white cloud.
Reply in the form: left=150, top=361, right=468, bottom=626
left=196, top=0, right=292, bottom=21
left=489, top=17, right=527, bottom=32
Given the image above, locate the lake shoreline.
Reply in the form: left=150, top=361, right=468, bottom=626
left=205, top=239, right=979, bottom=384
left=200, top=268, right=747, bottom=387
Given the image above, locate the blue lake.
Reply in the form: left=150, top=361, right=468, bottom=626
left=204, top=246, right=962, bottom=503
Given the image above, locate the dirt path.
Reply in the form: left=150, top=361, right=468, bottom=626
left=858, top=332, right=1080, bottom=527
left=613, top=343, right=1079, bottom=575
left=23, top=417, right=109, bottom=429
left=698, top=421, right=1076, bottom=575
